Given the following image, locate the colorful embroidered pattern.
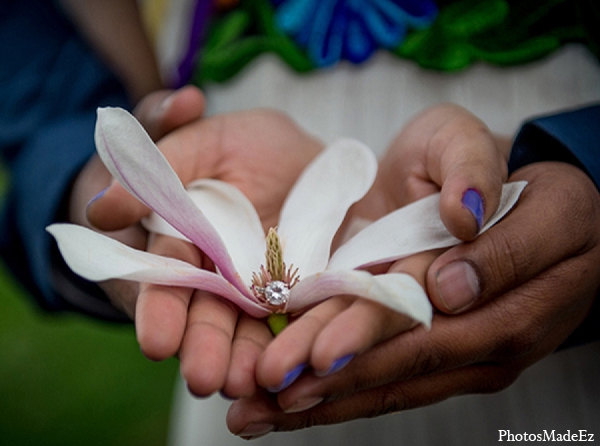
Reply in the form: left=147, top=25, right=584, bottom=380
left=271, top=0, right=438, bottom=67
left=184, top=0, right=599, bottom=85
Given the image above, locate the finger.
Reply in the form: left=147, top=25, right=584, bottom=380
left=431, top=116, right=508, bottom=241
left=222, top=314, right=274, bottom=399
left=133, top=85, right=206, bottom=141
left=86, top=178, right=150, bottom=231
left=383, top=104, right=508, bottom=240
left=86, top=113, right=224, bottom=232
left=256, top=251, right=438, bottom=402
left=280, top=244, right=599, bottom=410
left=229, top=253, right=596, bottom=431
left=179, top=290, right=239, bottom=397
left=308, top=251, right=440, bottom=377
left=226, top=362, right=516, bottom=435
left=87, top=86, right=207, bottom=231
left=428, top=162, right=600, bottom=314
left=134, top=233, right=202, bottom=361
left=255, top=297, right=353, bottom=393
left=227, top=362, right=506, bottom=436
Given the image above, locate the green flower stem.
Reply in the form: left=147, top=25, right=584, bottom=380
left=268, top=313, right=289, bottom=336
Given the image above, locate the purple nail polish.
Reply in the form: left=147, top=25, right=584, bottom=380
left=462, top=189, right=484, bottom=231
left=267, top=364, right=306, bottom=393
left=315, top=354, right=355, bottom=377
left=86, top=187, right=108, bottom=208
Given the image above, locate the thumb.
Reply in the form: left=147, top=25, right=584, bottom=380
left=427, top=163, right=595, bottom=314
left=86, top=86, right=206, bottom=231
left=435, top=131, right=509, bottom=242
left=133, top=85, right=206, bottom=141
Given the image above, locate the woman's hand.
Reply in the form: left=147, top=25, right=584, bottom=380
left=70, top=86, right=323, bottom=396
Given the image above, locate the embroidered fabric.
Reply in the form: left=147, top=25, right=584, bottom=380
left=143, top=0, right=600, bottom=88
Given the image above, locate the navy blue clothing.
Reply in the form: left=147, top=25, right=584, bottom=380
left=0, top=0, right=130, bottom=320
left=510, top=104, right=600, bottom=189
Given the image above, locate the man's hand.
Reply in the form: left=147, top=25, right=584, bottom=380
left=225, top=154, right=600, bottom=437
left=223, top=104, right=512, bottom=406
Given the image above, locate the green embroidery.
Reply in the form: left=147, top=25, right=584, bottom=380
left=193, top=0, right=599, bottom=85
left=194, top=0, right=312, bottom=84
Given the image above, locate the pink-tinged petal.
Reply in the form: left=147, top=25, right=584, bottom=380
left=278, top=139, right=378, bottom=277
left=288, top=270, right=432, bottom=328
left=143, top=179, right=266, bottom=287
left=47, top=224, right=268, bottom=317
left=327, top=181, right=527, bottom=271
left=94, top=107, right=246, bottom=294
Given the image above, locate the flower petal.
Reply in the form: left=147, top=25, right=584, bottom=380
left=288, top=270, right=432, bottom=328
left=278, top=138, right=378, bottom=277
left=47, top=224, right=269, bottom=317
left=328, top=181, right=527, bottom=271
left=94, top=107, right=246, bottom=293
left=143, top=179, right=266, bottom=287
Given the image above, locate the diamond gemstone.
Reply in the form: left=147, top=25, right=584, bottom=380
left=264, top=281, right=290, bottom=307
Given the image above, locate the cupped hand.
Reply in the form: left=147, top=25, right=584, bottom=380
left=68, top=86, right=207, bottom=313
left=225, top=160, right=600, bottom=436
left=71, top=86, right=323, bottom=395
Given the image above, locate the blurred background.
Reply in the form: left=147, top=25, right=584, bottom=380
left=0, top=181, right=179, bottom=446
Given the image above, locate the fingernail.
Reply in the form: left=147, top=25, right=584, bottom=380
left=158, top=91, right=176, bottom=112
left=436, top=261, right=480, bottom=312
left=284, top=396, right=324, bottom=414
left=238, top=423, right=274, bottom=440
left=314, top=354, right=355, bottom=377
left=462, top=189, right=484, bottom=231
left=86, top=187, right=108, bottom=208
left=267, top=364, right=306, bottom=393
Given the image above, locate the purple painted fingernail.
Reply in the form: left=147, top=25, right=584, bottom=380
left=86, top=187, right=108, bottom=208
left=267, top=364, right=306, bottom=393
left=462, top=189, right=484, bottom=231
left=315, top=354, right=355, bottom=377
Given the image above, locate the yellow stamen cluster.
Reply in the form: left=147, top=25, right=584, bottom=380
left=251, top=227, right=300, bottom=308
left=266, top=227, right=284, bottom=281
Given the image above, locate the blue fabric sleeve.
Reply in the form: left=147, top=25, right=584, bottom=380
left=0, top=0, right=131, bottom=320
left=509, top=104, right=600, bottom=187
left=508, top=103, right=600, bottom=347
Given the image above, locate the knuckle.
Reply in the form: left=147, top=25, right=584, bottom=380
left=392, top=331, right=447, bottom=379
left=560, top=178, right=600, bottom=249
left=411, top=340, right=446, bottom=376
left=374, top=385, right=410, bottom=416
left=477, top=229, right=527, bottom=297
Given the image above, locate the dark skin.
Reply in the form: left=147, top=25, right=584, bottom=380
left=226, top=161, right=600, bottom=436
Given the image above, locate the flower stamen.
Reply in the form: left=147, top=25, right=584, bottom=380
left=252, top=227, right=300, bottom=312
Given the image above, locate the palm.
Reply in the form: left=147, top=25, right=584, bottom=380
left=159, top=109, right=323, bottom=231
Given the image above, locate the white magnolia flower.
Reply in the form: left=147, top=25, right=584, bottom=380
left=48, top=108, right=526, bottom=330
